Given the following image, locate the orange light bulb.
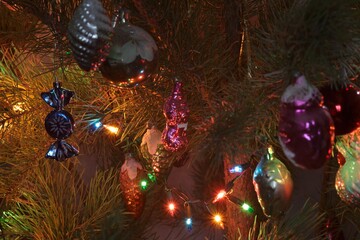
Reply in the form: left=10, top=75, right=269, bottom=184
left=214, top=214, right=222, bottom=223
left=213, top=214, right=224, bottom=228
left=213, top=190, right=227, bottom=203
left=168, top=203, right=175, bottom=211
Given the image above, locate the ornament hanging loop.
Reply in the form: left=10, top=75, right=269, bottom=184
left=53, top=41, right=60, bottom=84
left=113, top=6, right=130, bottom=27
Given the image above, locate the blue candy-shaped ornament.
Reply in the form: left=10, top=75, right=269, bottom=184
left=41, top=82, right=79, bottom=161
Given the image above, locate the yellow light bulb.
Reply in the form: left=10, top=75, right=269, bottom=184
left=104, top=125, right=119, bottom=134
left=214, top=214, right=222, bottom=223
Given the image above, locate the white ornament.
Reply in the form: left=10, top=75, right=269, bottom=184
left=121, top=154, right=143, bottom=180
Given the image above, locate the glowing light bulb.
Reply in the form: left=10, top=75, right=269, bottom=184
left=213, top=214, right=224, bottom=228
left=241, top=202, right=254, bottom=213
left=94, top=121, right=102, bottom=129
left=185, top=217, right=192, bottom=230
left=90, top=120, right=103, bottom=132
left=140, top=180, right=148, bottom=190
left=167, top=202, right=176, bottom=216
left=213, top=190, right=227, bottom=203
left=168, top=203, right=175, bottom=211
left=229, top=162, right=250, bottom=173
left=104, top=125, right=119, bottom=134
left=230, top=165, right=243, bottom=173
left=214, top=214, right=222, bottom=223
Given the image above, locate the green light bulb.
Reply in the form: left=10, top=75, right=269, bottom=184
left=241, top=203, right=254, bottom=213
left=140, top=180, right=148, bottom=189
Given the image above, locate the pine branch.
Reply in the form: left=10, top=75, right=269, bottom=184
left=3, top=161, right=129, bottom=239
left=245, top=201, right=326, bottom=240
left=252, top=0, right=360, bottom=84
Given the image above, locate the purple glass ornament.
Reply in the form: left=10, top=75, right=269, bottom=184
left=163, top=80, right=189, bottom=124
left=320, top=83, right=360, bottom=136
left=162, top=124, right=188, bottom=152
left=278, top=74, right=335, bottom=169
left=162, top=79, right=189, bottom=152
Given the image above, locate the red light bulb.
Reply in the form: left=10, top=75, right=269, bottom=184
left=167, top=202, right=176, bottom=216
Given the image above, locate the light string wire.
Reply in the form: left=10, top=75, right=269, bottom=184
left=144, top=162, right=253, bottom=229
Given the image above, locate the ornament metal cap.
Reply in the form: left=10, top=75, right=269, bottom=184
left=291, top=70, right=303, bottom=82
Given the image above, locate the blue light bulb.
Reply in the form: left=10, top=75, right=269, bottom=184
left=94, top=121, right=102, bottom=129
left=185, top=218, right=192, bottom=230
left=229, top=165, right=243, bottom=173
left=90, top=120, right=103, bottom=132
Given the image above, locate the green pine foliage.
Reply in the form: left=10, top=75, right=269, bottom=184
left=3, top=161, right=128, bottom=240
left=0, top=0, right=359, bottom=239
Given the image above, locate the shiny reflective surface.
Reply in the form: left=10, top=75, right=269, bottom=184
left=335, top=159, right=360, bottom=207
left=162, top=80, right=189, bottom=152
left=100, top=9, right=158, bottom=88
left=68, top=0, right=112, bottom=71
left=45, top=140, right=79, bottom=162
left=336, top=135, right=360, bottom=206
left=253, top=148, right=293, bottom=218
left=45, top=110, right=74, bottom=139
left=279, top=75, right=334, bottom=169
left=162, top=124, right=188, bottom=152
left=42, top=82, right=79, bottom=161
left=321, top=84, right=360, bottom=136
left=120, top=153, right=146, bottom=218
left=41, top=82, right=74, bottom=109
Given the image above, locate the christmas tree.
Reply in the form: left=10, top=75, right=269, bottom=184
left=0, top=0, right=360, bottom=239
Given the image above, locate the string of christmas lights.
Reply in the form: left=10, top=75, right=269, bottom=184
left=87, top=118, right=255, bottom=231
left=144, top=162, right=253, bottom=230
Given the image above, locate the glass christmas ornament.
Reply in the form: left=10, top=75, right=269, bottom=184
left=163, top=80, right=189, bottom=125
left=68, top=0, right=112, bottom=71
left=335, top=157, right=360, bottom=207
left=100, top=9, right=158, bottom=88
left=337, top=150, right=346, bottom=166
left=45, top=110, right=74, bottom=139
left=278, top=74, right=335, bottom=169
left=45, top=140, right=79, bottom=161
left=151, top=145, right=172, bottom=179
left=320, top=83, right=360, bottom=136
left=120, top=153, right=146, bottom=218
left=141, top=124, right=172, bottom=179
left=253, top=147, right=293, bottom=218
left=41, top=82, right=74, bottom=108
left=335, top=133, right=360, bottom=206
left=162, top=124, right=188, bottom=152
left=41, top=82, right=79, bottom=162
left=140, top=124, right=163, bottom=160
left=162, top=79, right=189, bottom=152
